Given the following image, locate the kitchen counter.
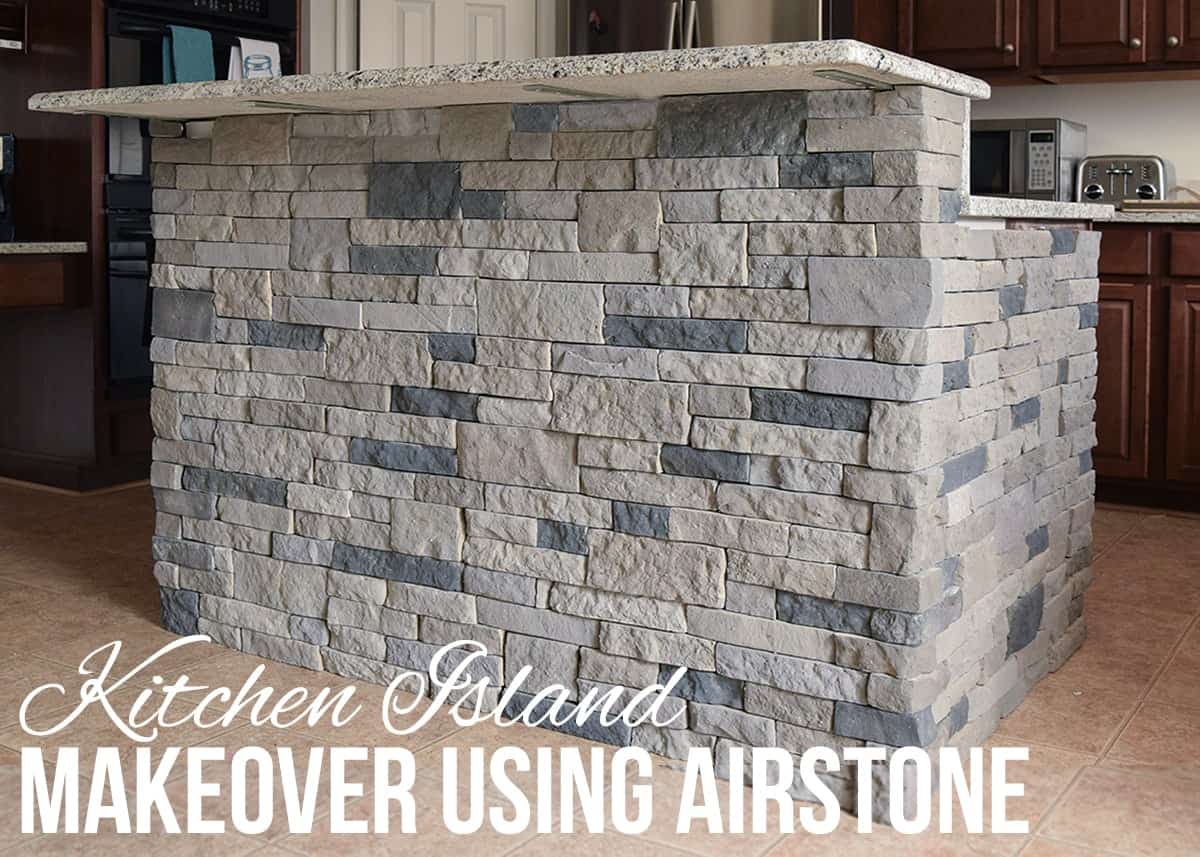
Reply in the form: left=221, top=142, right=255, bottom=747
left=29, top=40, right=988, bottom=120
left=31, top=43, right=1096, bottom=820
left=0, top=242, right=87, bottom=254
left=1107, top=209, right=1200, bottom=224
left=961, top=196, right=1114, bottom=221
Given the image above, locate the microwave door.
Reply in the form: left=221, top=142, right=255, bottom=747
left=1009, top=129, right=1027, bottom=197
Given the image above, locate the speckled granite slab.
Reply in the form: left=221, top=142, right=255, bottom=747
left=29, top=40, right=988, bottom=121
left=961, top=197, right=1114, bottom=222
left=0, top=242, right=87, bottom=254
left=1108, top=209, right=1200, bottom=224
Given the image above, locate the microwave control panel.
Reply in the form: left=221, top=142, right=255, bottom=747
left=1027, top=131, right=1057, bottom=192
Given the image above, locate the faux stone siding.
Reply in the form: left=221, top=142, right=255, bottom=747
left=147, top=86, right=1097, bottom=812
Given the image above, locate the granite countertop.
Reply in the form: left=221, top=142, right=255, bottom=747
left=0, top=242, right=88, bottom=255
left=28, top=40, right=989, bottom=120
left=1107, top=209, right=1200, bottom=224
left=961, top=196, right=1115, bottom=221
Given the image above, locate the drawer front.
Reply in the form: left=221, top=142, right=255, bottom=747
left=1098, top=227, right=1153, bottom=276
left=1169, top=230, right=1200, bottom=278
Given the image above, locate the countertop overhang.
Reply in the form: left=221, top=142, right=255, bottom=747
left=28, top=40, right=989, bottom=121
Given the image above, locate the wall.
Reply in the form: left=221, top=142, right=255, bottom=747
left=145, top=88, right=1097, bottom=817
left=973, top=80, right=1200, bottom=192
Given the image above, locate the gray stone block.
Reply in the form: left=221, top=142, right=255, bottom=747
left=603, top=316, right=747, bottom=353
left=1079, top=302, right=1099, bottom=329
left=182, top=467, right=289, bottom=506
left=154, top=488, right=217, bottom=520
left=368, top=162, right=462, bottom=219
left=661, top=444, right=750, bottom=483
left=463, top=565, right=538, bottom=605
left=999, top=284, right=1026, bottom=319
left=833, top=702, right=936, bottom=746
left=160, top=587, right=199, bottom=636
left=273, top=533, right=335, bottom=566
left=388, top=637, right=501, bottom=682
left=289, top=615, right=330, bottom=646
left=809, top=258, right=944, bottom=328
left=350, top=245, right=439, bottom=275
left=613, top=501, right=670, bottom=539
left=660, top=665, right=744, bottom=709
left=348, top=437, right=458, bottom=476
left=779, top=152, right=872, bottom=188
left=1012, top=396, right=1041, bottom=428
left=750, top=389, right=870, bottom=432
left=1007, top=583, right=1045, bottom=657
left=428, top=333, right=476, bottom=363
left=1026, top=525, right=1050, bottom=559
left=939, top=445, right=988, bottom=496
left=777, top=592, right=872, bottom=635
left=513, top=103, right=560, bottom=132
left=461, top=190, right=506, bottom=219
left=290, top=219, right=349, bottom=272
left=152, top=289, right=215, bottom=342
left=391, top=386, right=479, bottom=421
left=152, top=536, right=215, bottom=571
left=1050, top=228, right=1079, bottom=255
left=537, top=519, right=589, bottom=555
left=658, top=91, right=808, bottom=157
left=941, top=360, right=969, bottom=392
left=332, top=542, right=463, bottom=591
left=946, top=695, right=969, bottom=736
left=502, top=691, right=632, bottom=746
left=247, top=320, right=325, bottom=351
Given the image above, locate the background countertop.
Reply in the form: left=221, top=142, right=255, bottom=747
left=0, top=242, right=88, bottom=255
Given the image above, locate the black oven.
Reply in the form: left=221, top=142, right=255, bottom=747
left=104, top=0, right=296, bottom=389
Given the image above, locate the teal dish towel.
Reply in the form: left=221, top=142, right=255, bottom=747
left=162, top=25, right=215, bottom=84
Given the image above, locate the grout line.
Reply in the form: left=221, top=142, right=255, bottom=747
left=1024, top=831, right=1131, bottom=855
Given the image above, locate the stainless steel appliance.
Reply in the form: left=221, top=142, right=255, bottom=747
left=1077, top=155, right=1175, bottom=205
left=570, top=0, right=823, bottom=54
left=104, top=0, right=296, bottom=388
left=970, top=118, right=1088, bottom=202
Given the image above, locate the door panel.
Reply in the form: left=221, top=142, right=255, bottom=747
left=1095, top=282, right=1152, bottom=479
left=1098, top=227, right=1153, bottom=276
left=1038, top=0, right=1148, bottom=66
left=360, top=0, right=537, bottom=68
left=899, top=0, right=1021, bottom=68
left=1166, top=284, right=1200, bottom=482
left=1165, top=0, right=1200, bottom=61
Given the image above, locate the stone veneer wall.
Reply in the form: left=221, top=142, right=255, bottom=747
left=147, top=85, right=1099, bottom=809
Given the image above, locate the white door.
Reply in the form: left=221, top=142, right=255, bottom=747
left=359, top=0, right=540, bottom=69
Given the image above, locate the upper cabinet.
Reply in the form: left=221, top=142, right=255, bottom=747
left=1037, top=0, right=1147, bottom=66
left=846, top=0, right=1200, bottom=80
left=1165, top=0, right=1200, bottom=61
left=899, top=0, right=1022, bottom=69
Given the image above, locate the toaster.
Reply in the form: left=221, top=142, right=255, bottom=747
left=1077, top=155, right=1175, bottom=205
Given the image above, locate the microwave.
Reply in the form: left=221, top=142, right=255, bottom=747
left=970, top=119, right=1088, bottom=202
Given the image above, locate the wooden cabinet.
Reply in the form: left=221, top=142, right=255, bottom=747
left=1038, top=0, right=1148, bottom=66
left=1166, top=283, right=1200, bottom=481
left=1095, top=281, right=1153, bottom=479
left=1093, top=224, right=1200, bottom=507
left=899, top=0, right=1022, bottom=68
left=844, top=0, right=1200, bottom=80
left=1165, top=0, right=1200, bottom=61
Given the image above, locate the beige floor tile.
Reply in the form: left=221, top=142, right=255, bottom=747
left=764, top=815, right=1027, bottom=857
left=981, top=740, right=1096, bottom=832
left=1039, top=767, right=1200, bottom=857
left=0, top=655, right=102, bottom=730
left=508, top=833, right=696, bottom=856
left=1106, top=702, right=1200, bottom=771
left=993, top=673, right=1139, bottom=755
left=1146, top=625, right=1200, bottom=711
left=1090, top=507, right=1148, bottom=556
left=5, top=831, right=262, bottom=856
left=1019, top=837, right=1128, bottom=856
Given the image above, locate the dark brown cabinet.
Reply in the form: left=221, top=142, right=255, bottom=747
left=1094, top=224, right=1200, bottom=508
left=1166, top=283, right=1200, bottom=482
left=1037, top=0, right=1148, bottom=66
left=1165, top=0, right=1200, bottom=60
left=844, top=0, right=1200, bottom=80
left=899, top=0, right=1022, bottom=68
left=1095, top=281, right=1153, bottom=479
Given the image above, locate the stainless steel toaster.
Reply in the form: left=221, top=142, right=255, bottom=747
left=1077, top=155, right=1176, bottom=205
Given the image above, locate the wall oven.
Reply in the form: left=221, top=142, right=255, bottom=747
left=969, top=118, right=1087, bottom=203
left=105, top=0, right=296, bottom=387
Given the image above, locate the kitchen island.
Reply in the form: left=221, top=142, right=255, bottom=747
left=33, top=41, right=1101, bottom=815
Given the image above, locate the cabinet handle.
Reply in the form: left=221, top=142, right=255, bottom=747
left=1003, top=42, right=1015, bottom=53
left=1168, top=35, right=1181, bottom=47
left=1129, top=36, right=1143, bottom=48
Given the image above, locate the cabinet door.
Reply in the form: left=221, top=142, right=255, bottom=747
left=1095, top=282, right=1153, bottom=480
left=1165, top=0, right=1200, bottom=61
left=1038, top=0, right=1148, bottom=66
left=360, top=0, right=537, bottom=68
left=1166, top=284, right=1200, bottom=482
left=899, top=0, right=1020, bottom=68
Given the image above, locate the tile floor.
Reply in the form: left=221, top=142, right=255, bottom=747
left=0, top=481, right=1196, bottom=855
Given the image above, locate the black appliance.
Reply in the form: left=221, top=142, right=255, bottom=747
left=0, top=133, right=13, bottom=242
left=103, top=0, right=296, bottom=388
